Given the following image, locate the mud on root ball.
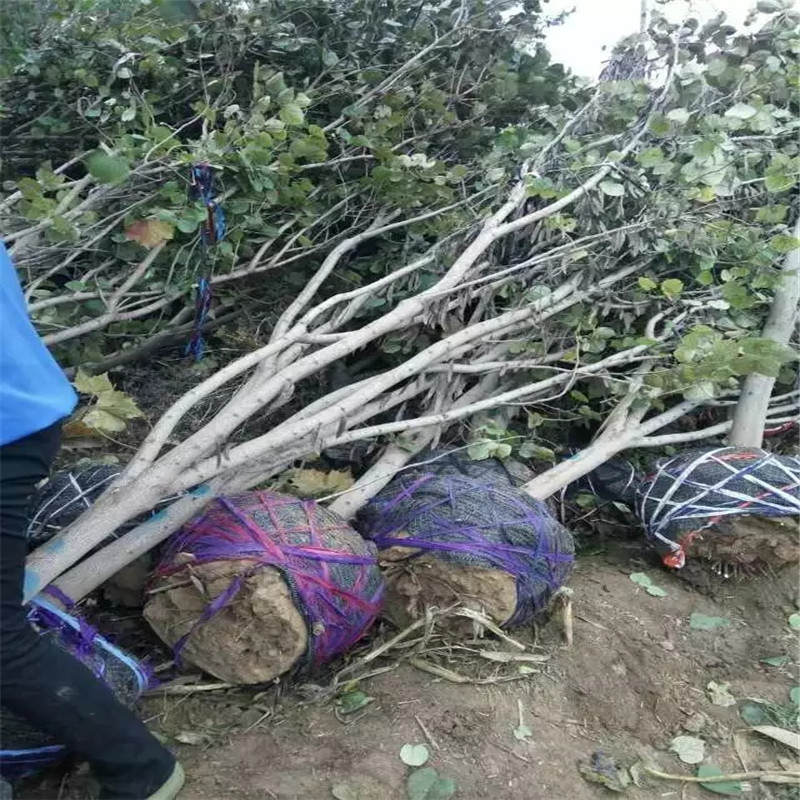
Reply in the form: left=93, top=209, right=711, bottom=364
left=356, top=450, right=575, bottom=629
left=635, top=446, right=800, bottom=571
left=144, top=492, right=384, bottom=685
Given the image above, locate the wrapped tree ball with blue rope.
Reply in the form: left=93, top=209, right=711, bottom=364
left=355, top=450, right=575, bottom=631
left=0, top=600, right=151, bottom=782
left=143, top=492, right=384, bottom=685
left=634, top=446, right=800, bottom=573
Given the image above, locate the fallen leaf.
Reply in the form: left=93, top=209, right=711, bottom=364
left=332, top=785, right=359, bottom=800
left=336, top=690, right=373, bottom=715
left=62, top=418, right=99, bottom=439
left=174, top=730, right=207, bottom=746
left=82, top=408, right=129, bottom=433
left=790, top=687, right=800, bottom=707
left=578, top=752, right=631, bottom=792
left=73, top=369, right=114, bottom=396
left=788, top=613, right=800, bottom=631
left=761, top=655, right=790, bottom=667
left=289, top=468, right=354, bottom=498
left=740, top=702, right=772, bottom=727
left=629, top=572, right=652, bottom=588
left=406, top=767, right=455, bottom=800
left=751, top=725, right=800, bottom=752
left=400, top=744, right=430, bottom=767
left=707, top=681, right=737, bottom=707
left=670, top=735, right=706, bottom=764
left=125, top=218, right=175, bottom=249
left=96, top=388, right=143, bottom=419
left=630, top=572, right=668, bottom=597
left=513, top=723, right=532, bottom=742
left=696, top=764, right=743, bottom=795
left=690, top=613, right=731, bottom=631
left=518, top=665, right=536, bottom=675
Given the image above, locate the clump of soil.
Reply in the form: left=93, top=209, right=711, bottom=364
left=380, top=550, right=518, bottom=632
left=687, top=515, right=800, bottom=572
left=144, top=559, right=308, bottom=684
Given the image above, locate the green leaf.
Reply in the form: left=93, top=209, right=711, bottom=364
left=697, top=765, right=743, bottom=795
left=755, top=205, right=788, bottom=223
left=468, top=441, right=493, bottom=461
left=637, top=147, right=665, bottom=167
left=760, top=655, right=790, bottom=667
left=82, top=408, right=128, bottom=433
left=96, top=389, right=143, bottom=420
left=670, top=735, right=705, bottom=764
left=638, top=276, right=657, bottom=291
left=322, top=48, right=339, bottom=67
left=707, top=681, right=736, bottom=707
left=336, top=691, right=373, bottom=714
left=599, top=180, right=625, bottom=197
left=518, top=443, right=556, bottom=461
left=73, top=370, right=114, bottom=396
left=770, top=234, right=800, bottom=254
left=765, top=171, right=795, bottom=193
left=684, top=382, right=716, bottom=402
left=649, top=114, right=671, bottom=136
left=667, top=108, right=690, bottom=125
left=789, top=613, right=800, bottom=631
left=279, top=103, right=304, bottom=126
left=513, top=723, right=532, bottom=742
left=630, top=573, right=668, bottom=597
left=790, top=687, right=800, bottom=707
left=406, top=768, right=456, bottom=800
left=400, top=745, right=430, bottom=767
left=690, top=613, right=731, bottom=631
left=85, top=151, right=130, bottom=185
left=121, top=106, right=136, bottom=122
left=725, top=103, right=757, bottom=120
left=740, top=702, right=772, bottom=726
left=660, top=278, right=684, bottom=298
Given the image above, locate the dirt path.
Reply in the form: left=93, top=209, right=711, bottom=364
left=19, top=547, right=799, bottom=800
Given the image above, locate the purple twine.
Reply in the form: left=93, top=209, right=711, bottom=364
left=153, top=492, right=383, bottom=671
left=359, top=472, right=574, bottom=627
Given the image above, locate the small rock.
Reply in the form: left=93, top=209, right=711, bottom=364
left=659, top=640, right=675, bottom=651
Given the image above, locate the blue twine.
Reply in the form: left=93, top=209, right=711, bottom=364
left=186, top=163, right=226, bottom=361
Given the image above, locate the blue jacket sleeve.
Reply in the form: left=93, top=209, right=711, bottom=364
left=0, top=242, right=77, bottom=446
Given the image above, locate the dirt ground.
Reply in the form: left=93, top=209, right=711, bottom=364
left=18, top=539, right=800, bottom=800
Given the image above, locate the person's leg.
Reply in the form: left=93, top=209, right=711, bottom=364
left=0, top=425, right=179, bottom=799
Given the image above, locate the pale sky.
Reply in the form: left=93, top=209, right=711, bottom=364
left=543, top=0, right=788, bottom=78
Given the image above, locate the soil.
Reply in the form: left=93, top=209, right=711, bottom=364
left=144, top=559, right=308, bottom=684
left=18, top=539, right=800, bottom=800
left=380, top=553, right=519, bottom=631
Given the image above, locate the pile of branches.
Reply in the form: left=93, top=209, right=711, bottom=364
left=1, top=0, right=798, bottom=603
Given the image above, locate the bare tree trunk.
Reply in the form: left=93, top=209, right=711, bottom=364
left=728, top=218, right=800, bottom=447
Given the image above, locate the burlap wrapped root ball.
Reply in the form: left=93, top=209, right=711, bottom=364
left=144, top=492, right=384, bottom=685
left=356, top=452, right=575, bottom=632
left=636, top=446, right=800, bottom=572
left=0, top=601, right=149, bottom=781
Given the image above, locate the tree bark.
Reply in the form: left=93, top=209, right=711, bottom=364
left=728, top=218, right=800, bottom=447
